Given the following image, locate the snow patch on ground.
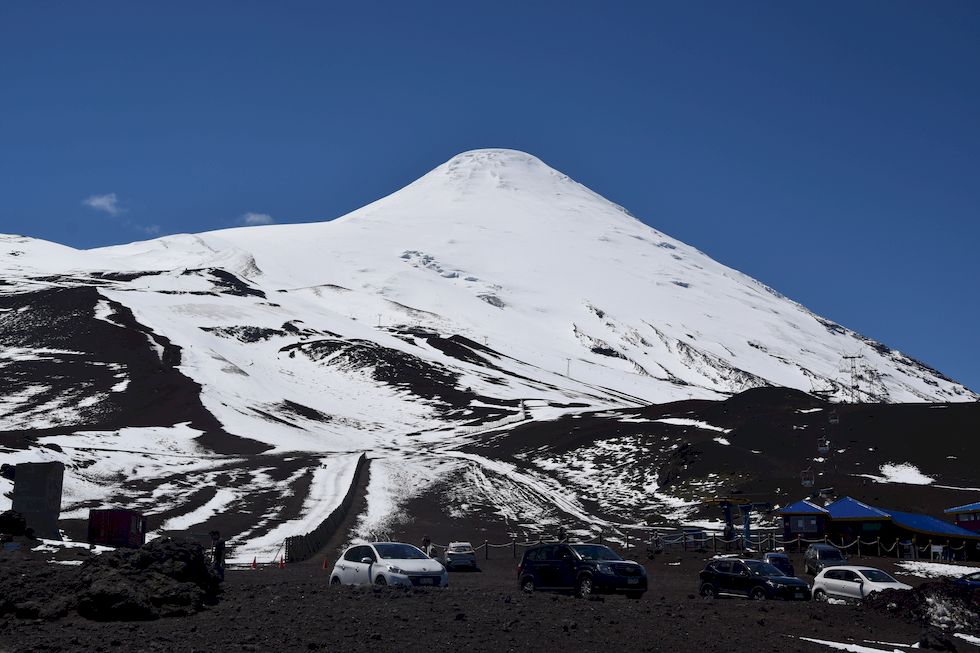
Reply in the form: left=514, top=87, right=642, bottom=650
left=654, top=418, right=732, bottom=433
left=797, top=636, right=908, bottom=652
left=895, top=561, right=978, bottom=579
left=955, top=633, right=980, bottom=646
left=856, top=462, right=935, bottom=485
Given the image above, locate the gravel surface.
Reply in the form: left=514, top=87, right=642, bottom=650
left=3, top=543, right=962, bottom=653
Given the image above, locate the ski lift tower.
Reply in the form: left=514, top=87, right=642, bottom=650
left=841, top=353, right=864, bottom=403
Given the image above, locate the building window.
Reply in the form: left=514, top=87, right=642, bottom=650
left=790, top=516, right=819, bottom=533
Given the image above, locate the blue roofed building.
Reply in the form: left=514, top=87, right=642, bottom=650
left=944, top=501, right=980, bottom=534
left=777, top=499, right=829, bottom=541
left=777, top=495, right=980, bottom=560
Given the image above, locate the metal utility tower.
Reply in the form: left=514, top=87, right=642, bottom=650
left=841, top=353, right=864, bottom=403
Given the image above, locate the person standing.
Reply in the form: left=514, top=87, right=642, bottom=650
left=209, top=530, right=226, bottom=581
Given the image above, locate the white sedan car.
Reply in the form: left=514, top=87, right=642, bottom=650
left=330, top=542, right=449, bottom=588
left=812, top=565, right=911, bottom=600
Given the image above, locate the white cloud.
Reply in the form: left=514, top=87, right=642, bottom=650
left=82, top=193, right=122, bottom=216
left=240, top=212, right=274, bottom=226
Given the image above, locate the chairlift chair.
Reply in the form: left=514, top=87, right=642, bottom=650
left=828, top=411, right=840, bottom=425
left=817, top=437, right=831, bottom=455
left=801, top=469, right=815, bottom=488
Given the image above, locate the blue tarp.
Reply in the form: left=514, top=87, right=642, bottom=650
left=888, top=509, right=980, bottom=540
left=944, top=501, right=980, bottom=514
left=778, top=499, right=828, bottom=515
left=825, top=496, right=891, bottom=520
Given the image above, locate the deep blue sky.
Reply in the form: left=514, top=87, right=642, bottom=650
left=1, top=1, right=978, bottom=391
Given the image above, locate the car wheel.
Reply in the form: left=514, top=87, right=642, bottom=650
left=374, top=575, right=388, bottom=586
left=813, top=588, right=827, bottom=602
left=699, top=583, right=717, bottom=599
left=626, top=591, right=644, bottom=600
left=750, top=587, right=767, bottom=601
left=520, top=576, right=535, bottom=593
left=576, top=576, right=594, bottom=599
left=330, top=576, right=341, bottom=586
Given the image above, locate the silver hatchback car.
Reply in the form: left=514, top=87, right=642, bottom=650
left=443, top=541, right=478, bottom=570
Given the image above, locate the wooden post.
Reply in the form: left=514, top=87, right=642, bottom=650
left=626, top=532, right=630, bottom=552
left=877, top=537, right=881, bottom=558
left=598, top=530, right=603, bottom=546
left=797, top=534, right=801, bottom=553
left=712, top=534, right=717, bottom=554
left=485, top=539, right=489, bottom=560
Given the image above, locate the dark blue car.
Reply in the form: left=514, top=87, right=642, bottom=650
left=953, top=570, right=980, bottom=591
left=763, top=552, right=795, bottom=577
left=518, top=543, right=647, bottom=599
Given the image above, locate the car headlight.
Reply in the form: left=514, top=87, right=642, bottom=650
left=597, top=563, right=614, bottom=575
left=387, top=565, right=405, bottom=575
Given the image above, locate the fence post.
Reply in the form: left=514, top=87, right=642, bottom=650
left=598, top=529, right=603, bottom=546
left=485, top=539, right=489, bottom=560
left=512, top=538, right=516, bottom=559
left=876, top=537, right=880, bottom=558
left=796, top=534, right=801, bottom=553
left=712, top=535, right=717, bottom=554
left=626, top=532, right=630, bottom=552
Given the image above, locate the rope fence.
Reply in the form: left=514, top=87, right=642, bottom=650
left=417, top=530, right=975, bottom=563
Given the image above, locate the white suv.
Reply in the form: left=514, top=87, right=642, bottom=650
left=330, top=542, right=449, bottom=588
left=811, top=565, right=911, bottom=600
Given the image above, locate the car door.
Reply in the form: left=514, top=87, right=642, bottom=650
left=536, top=545, right=562, bottom=588
left=337, top=546, right=362, bottom=584
left=346, top=545, right=374, bottom=585
left=554, top=545, right=576, bottom=589
left=712, top=561, right=733, bottom=593
left=838, top=570, right=862, bottom=598
left=730, top=562, right=752, bottom=596
left=822, top=570, right=844, bottom=597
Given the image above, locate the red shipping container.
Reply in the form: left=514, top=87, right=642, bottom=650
left=88, top=509, right=147, bottom=548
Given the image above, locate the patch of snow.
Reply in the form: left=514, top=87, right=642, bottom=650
left=797, top=636, right=907, bottom=652
left=856, top=463, right=935, bottom=485
left=713, top=437, right=731, bottom=446
left=654, top=418, right=732, bottom=433
left=895, top=561, right=978, bottom=579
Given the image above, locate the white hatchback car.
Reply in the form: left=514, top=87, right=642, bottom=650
left=330, top=542, right=449, bottom=588
left=812, top=565, right=911, bottom=600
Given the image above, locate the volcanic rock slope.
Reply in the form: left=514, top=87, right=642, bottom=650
left=1, top=150, right=975, bottom=557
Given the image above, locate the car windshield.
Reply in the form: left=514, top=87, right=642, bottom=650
left=744, top=560, right=785, bottom=577
left=966, top=572, right=980, bottom=581
left=859, top=569, right=897, bottom=583
left=448, top=544, right=473, bottom=553
left=820, top=549, right=844, bottom=560
left=570, top=545, right=622, bottom=561
left=374, top=543, right=429, bottom=560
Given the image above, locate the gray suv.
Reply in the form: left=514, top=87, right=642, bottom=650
left=804, top=543, right=847, bottom=576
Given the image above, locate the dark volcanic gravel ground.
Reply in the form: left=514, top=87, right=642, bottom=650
left=2, top=544, right=959, bottom=653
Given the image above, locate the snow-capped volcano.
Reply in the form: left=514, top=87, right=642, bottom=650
left=77, top=148, right=975, bottom=404
left=1, top=149, right=975, bottom=558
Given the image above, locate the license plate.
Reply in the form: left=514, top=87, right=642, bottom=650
left=627, top=578, right=639, bottom=585
left=794, top=593, right=803, bottom=599
left=420, top=577, right=434, bottom=585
